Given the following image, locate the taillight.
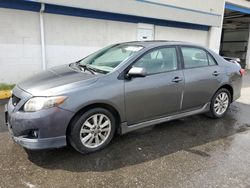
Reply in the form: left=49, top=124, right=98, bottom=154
left=239, top=69, right=245, bottom=76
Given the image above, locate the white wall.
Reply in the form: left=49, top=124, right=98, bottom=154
left=155, top=26, right=208, bottom=46
left=0, top=9, right=139, bottom=83
left=44, top=14, right=209, bottom=68
left=207, top=0, right=225, bottom=54
left=208, top=26, right=224, bottom=54
left=0, top=7, right=211, bottom=83
left=0, top=8, right=42, bottom=83
left=38, top=0, right=223, bottom=26
left=44, top=13, right=137, bottom=68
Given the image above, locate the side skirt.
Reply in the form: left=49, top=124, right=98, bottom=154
left=120, top=102, right=210, bottom=134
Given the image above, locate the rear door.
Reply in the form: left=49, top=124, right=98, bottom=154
left=180, top=46, right=222, bottom=110
left=124, top=46, right=184, bottom=125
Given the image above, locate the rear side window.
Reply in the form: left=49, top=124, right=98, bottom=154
left=181, top=47, right=209, bottom=68
left=207, top=53, right=217, bottom=65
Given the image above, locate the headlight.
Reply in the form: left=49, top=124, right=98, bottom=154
left=24, top=96, right=67, bottom=112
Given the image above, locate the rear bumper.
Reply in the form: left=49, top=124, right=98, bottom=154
left=12, top=135, right=66, bottom=150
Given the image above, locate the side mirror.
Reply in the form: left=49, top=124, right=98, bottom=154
left=127, top=67, right=146, bottom=78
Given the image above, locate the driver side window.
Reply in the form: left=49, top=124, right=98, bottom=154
left=133, top=47, right=178, bottom=75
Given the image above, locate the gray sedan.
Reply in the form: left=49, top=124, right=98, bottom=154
left=5, top=41, right=243, bottom=154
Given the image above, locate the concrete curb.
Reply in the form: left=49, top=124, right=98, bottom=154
left=0, top=90, right=11, bottom=99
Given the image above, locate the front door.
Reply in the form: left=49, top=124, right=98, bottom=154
left=124, top=46, right=184, bottom=125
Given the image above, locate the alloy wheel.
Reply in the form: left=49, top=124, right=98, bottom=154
left=79, top=114, right=111, bottom=148
left=214, top=92, right=229, bottom=115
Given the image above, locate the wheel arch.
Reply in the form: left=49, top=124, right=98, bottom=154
left=66, top=102, right=121, bottom=138
left=216, top=84, right=234, bottom=102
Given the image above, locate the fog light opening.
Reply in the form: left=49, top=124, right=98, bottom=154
left=30, top=130, right=39, bottom=138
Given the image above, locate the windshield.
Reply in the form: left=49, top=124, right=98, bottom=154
left=79, top=44, right=143, bottom=73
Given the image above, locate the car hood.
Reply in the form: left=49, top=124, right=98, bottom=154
left=18, top=64, right=99, bottom=96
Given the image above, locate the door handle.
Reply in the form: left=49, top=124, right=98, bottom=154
left=212, top=71, right=220, bottom=76
left=172, top=77, right=183, bottom=83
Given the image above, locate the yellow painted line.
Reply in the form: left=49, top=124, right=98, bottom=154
left=0, top=90, right=11, bottom=99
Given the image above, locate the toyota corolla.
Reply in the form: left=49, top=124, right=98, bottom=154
left=5, top=41, right=243, bottom=154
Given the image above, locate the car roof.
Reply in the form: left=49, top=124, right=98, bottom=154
left=119, top=40, right=204, bottom=48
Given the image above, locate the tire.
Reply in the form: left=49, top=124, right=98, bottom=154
left=206, top=88, right=231, bottom=119
left=69, top=108, right=116, bottom=154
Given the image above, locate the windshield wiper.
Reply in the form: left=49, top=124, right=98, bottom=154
left=76, top=62, right=95, bottom=75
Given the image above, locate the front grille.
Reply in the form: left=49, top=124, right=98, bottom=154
left=12, top=94, right=21, bottom=106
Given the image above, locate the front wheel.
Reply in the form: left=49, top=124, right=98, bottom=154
left=207, top=88, right=231, bottom=118
left=69, top=108, right=116, bottom=154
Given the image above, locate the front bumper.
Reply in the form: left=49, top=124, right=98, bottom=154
left=12, top=135, right=66, bottom=150
left=5, top=87, right=74, bottom=150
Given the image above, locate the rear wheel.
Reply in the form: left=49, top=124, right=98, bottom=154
left=69, top=108, right=116, bottom=154
left=207, top=88, right=231, bottom=118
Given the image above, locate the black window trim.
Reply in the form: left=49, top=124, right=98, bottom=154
left=121, top=45, right=181, bottom=79
left=178, top=45, right=218, bottom=70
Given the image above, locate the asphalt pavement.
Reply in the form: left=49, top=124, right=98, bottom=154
left=0, top=72, right=250, bottom=188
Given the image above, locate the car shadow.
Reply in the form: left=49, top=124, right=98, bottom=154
left=25, top=101, right=250, bottom=172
